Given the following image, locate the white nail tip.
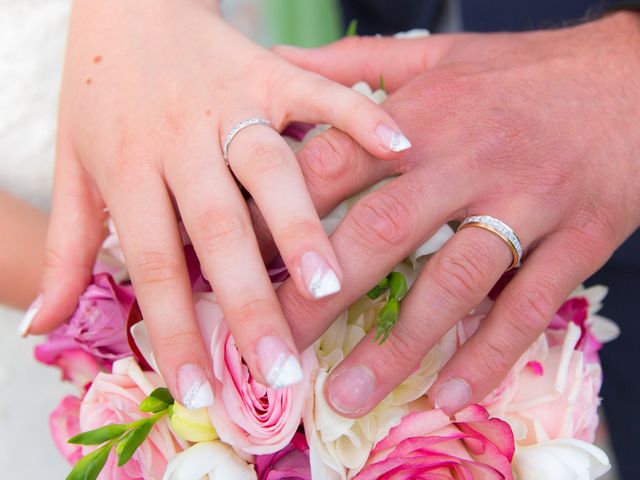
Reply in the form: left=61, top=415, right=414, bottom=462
left=182, top=381, right=215, bottom=410
left=177, top=364, right=215, bottom=410
left=266, top=353, right=304, bottom=389
left=390, top=132, right=412, bottom=152
left=309, top=267, right=341, bottom=299
left=17, top=296, right=42, bottom=337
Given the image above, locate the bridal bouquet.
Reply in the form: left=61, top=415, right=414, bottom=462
left=35, top=81, right=618, bottom=480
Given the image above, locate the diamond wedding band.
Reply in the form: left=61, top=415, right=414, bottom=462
left=458, top=215, right=523, bottom=270
left=222, top=117, right=273, bottom=164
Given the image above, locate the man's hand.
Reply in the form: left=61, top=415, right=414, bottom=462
left=272, top=11, right=640, bottom=417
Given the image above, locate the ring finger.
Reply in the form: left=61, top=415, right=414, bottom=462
left=227, top=120, right=344, bottom=300
left=324, top=208, right=544, bottom=417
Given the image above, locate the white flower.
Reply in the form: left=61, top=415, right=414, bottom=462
left=512, top=439, right=610, bottom=480
left=162, top=441, right=256, bottom=480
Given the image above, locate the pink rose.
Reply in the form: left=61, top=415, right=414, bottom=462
left=50, top=395, right=83, bottom=464
left=506, top=323, right=602, bottom=445
left=354, top=405, right=514, bottom=479
left=195, top=294, right=316, bottom=456
left=36, top=273, right=135, bottom=380
left=548, top=297, right=602, bottom=363
left=79, top=357, right=181, bottom=479
left=255, top=432, right=311, bottom=480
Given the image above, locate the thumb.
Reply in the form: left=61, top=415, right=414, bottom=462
left=274, top=34, right=456, bottom=92
left=21, top=141, right=107, bottom=336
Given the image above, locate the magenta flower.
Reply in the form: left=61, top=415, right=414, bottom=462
left=549, top=296, right=602, bottom=363
left=256, top=432, right=311, bottom=480
left=354, top=405, right=515, bottom=480
left=35, top=273, right=135, bottom=381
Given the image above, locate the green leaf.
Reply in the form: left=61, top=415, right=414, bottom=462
left=68, top=424, right=128, bottom=446
left=375, top=298, right=400, bottom=345
left=378, top=74, right=386, bottom=92
left=65, top=442, right=113, bottom=480
left=345, top=19, right=358, bottom=37
left=367, top=285, right=387, bottom=300
left=388, top=272, right=408, bottom=301
left=116, top=421, right=154, bottom=467
left=140, top=387, right=174, bottom=413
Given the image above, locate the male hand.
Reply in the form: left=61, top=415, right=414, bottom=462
left=272, top=11, right=640, bottom=416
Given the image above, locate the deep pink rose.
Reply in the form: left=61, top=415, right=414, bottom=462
left=36, top=273, right=135, bottom=379
left=256, top=432, right=311, bottom=480
left=354, top=405, right=515, bottom=480
left=549, top=297, right=602, bottom=362
left=195, top=293, right=316, bottom=455
left=50, top=395, right=82, bottom=464
left=79, top=358, right=181, bottom=479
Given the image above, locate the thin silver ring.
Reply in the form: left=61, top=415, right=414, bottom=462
left=458, top=215, right=523, bottom=270
left=222, top=118, right=272, bottom=165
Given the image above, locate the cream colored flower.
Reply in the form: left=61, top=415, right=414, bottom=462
left=304, top=290, right=445, bottom=479
left=512, top=439, right=610, bottom=480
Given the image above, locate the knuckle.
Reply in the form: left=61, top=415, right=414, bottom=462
left=133, top=250, right=183, bottom=289
left=228, top=297, right=280, bottom=325
left=502, top=282, right=555, bottom=340
left=299, top=134, right=357, bottom=186
left=193, top=207, right=249, bottom=250
left=349, top=190, right=415, bottom=249
left=431, top=247, right=493, bottom=307
left=241, top=140, right=291, bottom=178
left=478, top=339, right=511, bottom=379
left=379, top=329, right=423, bottom=376
left=279, top=218, right=322, bottom=245
left=154, top=330, right=202, bottom=353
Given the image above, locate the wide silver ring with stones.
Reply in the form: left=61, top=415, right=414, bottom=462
left=222, top=117, right=273, bottom=165
left=457, top=215, right=523, bottom=270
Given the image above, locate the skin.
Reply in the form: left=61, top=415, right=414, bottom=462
left=270, top=10, right=640, bottom=416
left=26, top=0, right=408, bottom=401
left=0, top=191, right=47, bottom=309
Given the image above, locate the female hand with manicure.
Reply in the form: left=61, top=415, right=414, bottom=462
left=23, top=0, right=410, bottom=409
left=272, top=11, right=640, bottom=416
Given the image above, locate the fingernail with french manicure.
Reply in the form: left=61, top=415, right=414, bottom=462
left=434, top=378, right=472, bottom=416
left=256, top=335, right=303, bottom=389
left=375, top=124, right=412, bottom=152
left=328, top=365, right=375, bottom=416
left=300, top=251, right=341, bottom=299
left=177, top=364, right=215, bottom=409
left=17, top=294, right=43, bottom=337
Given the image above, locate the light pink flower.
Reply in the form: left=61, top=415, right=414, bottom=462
left=195, top=293, right=316, bottom=456
left=255, top=432, right=310, bottom=480
left=35, top=273, right=135, bottom=378
left=79, top=357, right=181, bottom=479
left=50, top=395, right=83, bottom=465
left=506, top=323, right=602, bottom=445
left=354, top=405, right=514, bottom=480
left=36, top=348, right=103, bottom=389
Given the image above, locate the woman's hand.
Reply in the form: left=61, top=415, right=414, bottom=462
left=274, top=11, right=640, bottom=416
left=27, top=0, right=409, bottom=407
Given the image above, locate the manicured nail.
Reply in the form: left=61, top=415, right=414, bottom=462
left=17, top=294, right=43, bottom=337
left=177, top=364, right=215, bottom=409
left=327, top=365, right=375, bottom=416
left=375, top=124, right=411, bottom=152
left=434, top=378, right=472, bottom=416
left=299, top=251, right=341, bottom=299
left=256, top=335, right=303, bottom=389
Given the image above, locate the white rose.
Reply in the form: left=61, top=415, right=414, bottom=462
left=512, top=439, right=610, bottom=480
left=162, top=441, right=256, bottom=480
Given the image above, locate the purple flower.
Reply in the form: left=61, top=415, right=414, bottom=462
left=35, top=273, right=135, bottom=380
left=255, top=432, right=311, bottom=480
